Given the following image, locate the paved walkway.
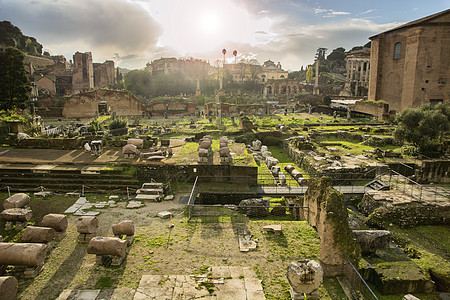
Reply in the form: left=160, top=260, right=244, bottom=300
left=56, top=266, right=265, bottom=300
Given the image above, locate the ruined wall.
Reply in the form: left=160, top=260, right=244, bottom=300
left=72, top=52, right=94, bottom=94
left=93, top=61, right=115, bottom=89
left=62, top=89, right=144, bottom=118
left=359, top=189, right=450, bottom=228
left=148, top=98, right=197, bottom=116
left=354, top=101, right=389, bottom=120
left=303, top=177, right=361, bottom=276
left=415, top=160, right=450, bottom=183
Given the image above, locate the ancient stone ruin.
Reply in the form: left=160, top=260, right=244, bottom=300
left=286, top=260, right=323, bottom=300
left=112, top=220, right=135, bottom=245
left=0, top=276, right=18, bottom=300
left=87, top=237, right=128, bottom=266
left=301, top=177, right=361, bottom=277
left=0, top=243, right=48, bottom=278
left=219, top=136, right=233, bottom=164
left=77, top=216, right=99, bottom=243
left=198, top=135, right=213, bottom=163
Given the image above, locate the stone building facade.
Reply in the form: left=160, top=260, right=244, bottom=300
left=264, top=79, right=305, bottom=97
left=260, top=60, right=288, bottom=83
left=93, top=60, right=115, bottom=89
left=147, top=57, right=212, bottom=80
left=368, top=9, right=450, bottom=113
left=61, top=89, right=145, bottom=118
left=340, top=48, right=370, bottom=96
left=72, top=51, right=94, bottom=94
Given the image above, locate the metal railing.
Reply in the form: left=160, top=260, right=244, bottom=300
left=373, top=170, right=446, bottom=202
left=343, top=255, right=378, bottom=300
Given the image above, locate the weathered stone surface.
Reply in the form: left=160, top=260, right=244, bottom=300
left=352, top=230, right=390, bottom=254
left=286, top=260, right=323, bottom=294
left=112, top=220, right=135, bottom=236
left=359, top=190, right=450, bottom=228
left=360, top=249, right=435, bottom=295
left=41, top=214, right=68, bottom=232
left=278, top=172, right=286, bottom=185
left=77, top=216, right=99, bottom=234
left=0, top=242, right=47, bottom=267
left=238, top=198, right=270, bottom=217
left=199, top=139, right=212, bottom=149
left=0, top=276, right=18, bottom=300
left=0, top=208, right=32, bottom=222
left=403, top=295, right=421, bottom=300
left=252, top=140, right=262, bottom=150
left=429, top=268, right=450, bottom=292
left=304, top=177, right=361, bottom=276
left=122, top=144, right=138, bottom=155
left=127, top=138, right=144, bottom=149
left=219, top=147, right=231, bottom=157
left=271, top=165, right=281, bottom=175
left=198, top=148, right=209, bottom=157
left=284, top=164, right=295, bottom=173
left=291, top=169, right=302, bottom=180
left=21, top=226, right=56, bottom=243
left=87, top=237, right=127, bottom=257
left=3, top=193, right=30, bottom=209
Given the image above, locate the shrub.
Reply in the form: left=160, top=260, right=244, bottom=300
left=108, top=117, right=127, bottom=130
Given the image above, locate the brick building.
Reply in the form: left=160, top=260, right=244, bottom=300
left=368, top=9, right=450, bottom=113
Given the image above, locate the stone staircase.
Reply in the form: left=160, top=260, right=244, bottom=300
left=365, top=179, right=389, bottom=191
left=0, top=164, right=140, bottom=192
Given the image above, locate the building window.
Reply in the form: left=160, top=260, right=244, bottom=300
left=394, top=42, right=401, bottom=60
left=280, top=75, right=285, bottom=79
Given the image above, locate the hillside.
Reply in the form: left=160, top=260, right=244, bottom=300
left=0, top=20, right=43, bottom=56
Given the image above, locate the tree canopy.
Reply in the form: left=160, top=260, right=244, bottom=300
left=0, top=47, right=31, bottom=110
left=394, top=103, right=450, bottom=154
left=0, top=21, right=43, bottom=56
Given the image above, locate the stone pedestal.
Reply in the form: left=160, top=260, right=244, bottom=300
left=78, top=233, right=95, bottom=243
left=290, top=287, right=319, bottom=300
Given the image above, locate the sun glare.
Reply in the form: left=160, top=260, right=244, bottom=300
left=198, top=12, right=221, bottom=35
left=164, top=0, right=251, bottom=54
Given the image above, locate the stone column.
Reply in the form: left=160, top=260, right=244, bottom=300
left=365, top=61, right=370, bottom=85
left=359, top=61, right=364, bottom=83
left=349, top=60, right=354, bottom=82
left=346, top=60, right=350, bottom=80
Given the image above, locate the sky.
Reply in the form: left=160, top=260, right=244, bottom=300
left=0, top=0, right=449, bottom=71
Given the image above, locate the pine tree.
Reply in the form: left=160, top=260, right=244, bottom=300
left=0, top=47, right=31, bottom=110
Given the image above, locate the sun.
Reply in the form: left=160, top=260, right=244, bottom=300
left=162, top=0, right=251, bottom=55
left=198, top=12, right=221, bottom=35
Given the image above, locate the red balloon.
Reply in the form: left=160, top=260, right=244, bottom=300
left=222, top=49, right=227, bottom=55
left=233, top=50, right=237, bottom=56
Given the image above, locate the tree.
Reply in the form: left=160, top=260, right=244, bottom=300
left=123, top=69, right=152, bottom=98
left=394, top=103, right=450, bottom=154
left=306, top=66, right=314, bottom=83
left=0, top=47, right=31, bottom=110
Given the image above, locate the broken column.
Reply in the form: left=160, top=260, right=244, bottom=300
left=87, top=237, right=128, bottom=266
left=219, top=145, right=233, bottom=164
left=198, top=135, right=212, bottom=163
left=0, top=243, right=48, bottom=278
left=0, top=208, right=32, bottom=230
left=3, top=193, right=30, bottom=209
left=122, top=144, right=139, bottom=158
left=0, top=276, right=18, bottom=300
left=112, top=220, right=135, bottom=245
left=41, top=213, right=68, bottom=240
left=21, top=226, right=55, bottom=243
left=286, top=260, right=323, bottom=300
left=77, top=216, right=99, bottom=243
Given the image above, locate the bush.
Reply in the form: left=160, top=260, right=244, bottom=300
left=108, top=117, right=127, bottom=130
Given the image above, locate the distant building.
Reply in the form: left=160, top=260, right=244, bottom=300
left=260, top=60, right=288, bottom=83
left=146, top=57, right=212, bottom=80
left=93, top=60, right=115, bottom=89
left=368, top=9, right=450, bottom=113
left=72, top=51, right=94, bottom=94
left=340, top=47, right=370, bottom=97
